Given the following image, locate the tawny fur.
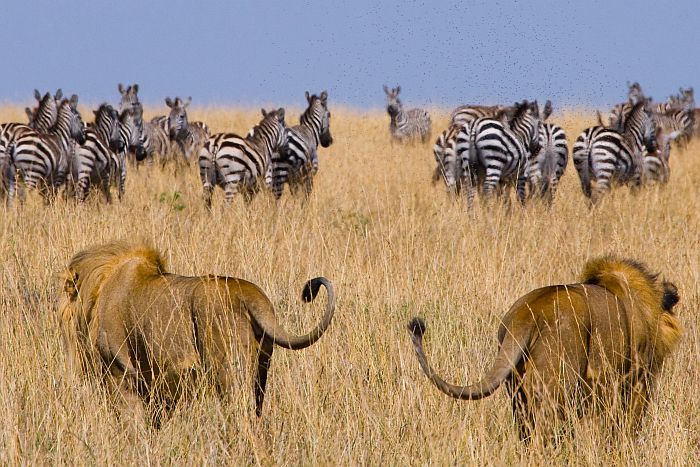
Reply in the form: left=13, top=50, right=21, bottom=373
left=409, top=256, right=682, bottom=442
left=59, top=241, right=335, bottom=427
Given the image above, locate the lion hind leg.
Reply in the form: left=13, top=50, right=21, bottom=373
left=254, top=340, right=274, bottom=417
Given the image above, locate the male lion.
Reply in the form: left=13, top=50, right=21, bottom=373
left=408, top=257, right=681, bottom=442
left=59, top=241, right=335, bottom=425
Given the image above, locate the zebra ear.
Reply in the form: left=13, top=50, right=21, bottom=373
left=165, top=97, right=174, bottom=108
left=70, top=94, right=79, bottom=107
left=320, top=91, right=328, bottom=103
left=55, top=89, right=63, bottom=101
left=261, top=108, right=267, bottom=117
left=118, top=83, right=126, bottom=95
left=184, top=97, right=192, bottom=108
left=383, top=85, right=390, bottom=95
left=34, top=89, right=41, bottom=101
left=132, top=84, right=139, bottom=95
left=305, top=91, right=311, bottom=103
left=277, top=108, right=285, bottom=123
left=25, top=107, right=33, bottom=119
left=542, top=100, right=553, bottom=120
left=395, top=86, right=401, bottom=95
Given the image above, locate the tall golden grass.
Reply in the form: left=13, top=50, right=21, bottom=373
left=0, top=105, right=698, bottom=464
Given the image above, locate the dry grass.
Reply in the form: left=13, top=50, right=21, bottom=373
left=0, top=105, right=698, bottom=465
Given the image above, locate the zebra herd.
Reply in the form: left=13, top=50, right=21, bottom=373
left=0, top=82, right=695, bottom=208
left=0, top=85, right=333, bottom=206
left=385, top=82, right=695, bottom=207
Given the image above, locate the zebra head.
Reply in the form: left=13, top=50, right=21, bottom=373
left=626, top=81, right=645, bottom=105
left=118, top=83, right=140, bottom=112
left=119, top=106, right=146, bottom=160
left=383, top=85, right=402, bottom=117
left=63, top=94, right=87, bottom=145
left=679, top=87, right=695, bottom=111
left=303, top=90, right=333, bottom=148
left=94, top=104, right=123, bottom=152
left=27, top=89, right=59, bottom=132
left=165, top=96, right=191, bottom=141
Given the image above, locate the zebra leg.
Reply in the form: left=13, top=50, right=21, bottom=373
left=76, top=173, right=90, bottom=203
left=516, top=172, right=528, bottom=206
left=223, top=182, right=240, bottom=204
left=119, top=163, right=127, bottom=201
left=101, top=175, right=113, bottom=204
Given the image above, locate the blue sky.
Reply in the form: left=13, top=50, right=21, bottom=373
left=0, top=1, right=697, bottom=109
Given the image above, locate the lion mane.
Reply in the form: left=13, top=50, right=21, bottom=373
left=408, top=256, right=681, bottom=442
left=59, top=241, right=335, bottom=425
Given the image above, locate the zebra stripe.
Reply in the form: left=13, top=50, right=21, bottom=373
left=573, top=102, right=654, bottom=203
left=383, top=85, right=431, bottom=143
left=450, top=105, right=503, bottom=126
left=651, top=109, right=694, bottom=145
left=199, top=108, right=287, bottom=207
left=70, top=104, right=123, bottom=202
left=528, top=122, right=568, bottom=204
left=432, top=124, right=463, bottom=194
left=26, top=89, right=63, bottom=133
left=141, top=114, right=171, bottom=167
left=271, top=91, right=332, bottom=198
left=9, top=95, right=86, bottom=202
left=455, top=100, right=541, bottom=208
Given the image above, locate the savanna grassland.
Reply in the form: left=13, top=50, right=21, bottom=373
left=0, top=105, right=698, bottom=465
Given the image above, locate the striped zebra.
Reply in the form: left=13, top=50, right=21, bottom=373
left=656, top=87, right=695, bottom=113
left=383, top=85, right=431, bottom=143
left=652, top=107, right=695, bottom=148
left=165, top=96, right=210, bottom=167
left=118, top=83, right=139, bottom=112
left=643, top=129, right=680, bottom=185
left=528, top=121, right=568, bottom=205
left=114, top=107, right=146, bottom=196
left=573, top=102, right=656, bottom=204
left=8, top=95, right=86, bottom=203
left=454, top=100, right=541, bottom=208
left=26, top=89, right=63, bottom=132
left=450, top=104, right=505, bottom=126
left=199, top=108, right=287, bottom=207
left=142, top=114, right=172, bottom=167
left=432, top=123, right=463, bottom=194
left=69, top=104, right=125, bottom=203
left=271, top=91, right=332, bottom=198
left=627, top=81, right=646, bottom=105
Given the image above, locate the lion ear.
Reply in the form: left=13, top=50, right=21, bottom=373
left=661, top=281, right=679, bottom=312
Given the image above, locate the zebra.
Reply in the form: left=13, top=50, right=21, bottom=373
left=383, top=85, right=431, bottom=143
left=450, top=104, right=506, bottom=126
left=573, top=102, right=656, bottom=204
left=454, top=100, right=541, bottom=208
left=114, top=106, right=146, bottom=197
left=651, top=109, right=695, bottom=147
left=69, top=104, right=124, bottom=203
left=643, top=129, right=680, bottom=185
left=528, top=122, right=568, bottom=205
left=199, top=108, right=287, bottom=207
left=8, top=95, right=86, bottom=203
left=656, top=87, right=695, bottom=113
left=26, top=89, right=63, bottom=132
left=432, top=123, right=463, bottom=194
left=627, top=81, right=646, bottom=105
left=118, top=83, right=140, bottom=112
left=271, top=91, right=332, bottom=199
left=165, top=96, right=210, bottom=167
left=139, top=114, right=171, bottom=168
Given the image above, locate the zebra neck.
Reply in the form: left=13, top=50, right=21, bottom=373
left=250, top=125, right=277, bottom=157
left=391, top=108, right=406, bottom=127
left=301, top=112, right=321, bottom=146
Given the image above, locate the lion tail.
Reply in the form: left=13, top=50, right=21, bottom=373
left=407, top=317, right=532, bottom=400
left=249, top=277, right=335, bottom=350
